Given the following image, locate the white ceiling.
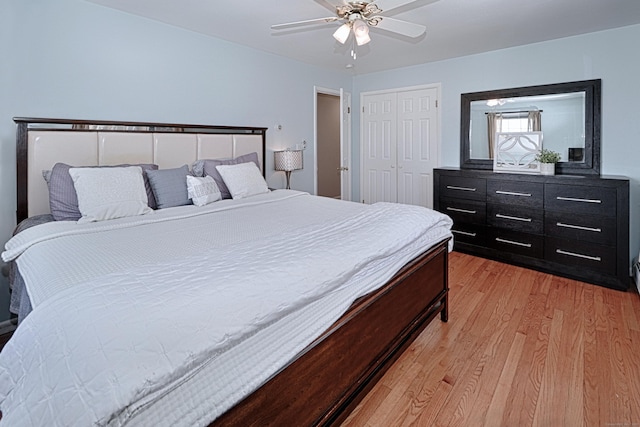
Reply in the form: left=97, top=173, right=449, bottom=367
left=86, top=0, right=640, bottom=74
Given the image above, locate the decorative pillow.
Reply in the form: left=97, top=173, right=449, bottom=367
left=191, top=159, right=213, bottom=178
left=215, top=161, right=269, bottom=200
left=68, top=166, right=152, bottom=223
left=186, top=175, right=222, bottom=206
left=47, top=163, right=158, bottom=221
left=145, top=165, right=192, bottom=209
left=197, top=152, right=260, bottom=199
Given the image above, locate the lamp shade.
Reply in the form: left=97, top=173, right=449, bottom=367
left=333, top=23, right=351, bottom=44
left=353, top=19, right=370, bottom=46
left=274, top=150, right=303, bottom=172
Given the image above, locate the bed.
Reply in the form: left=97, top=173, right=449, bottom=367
left=0, top=117, right=453, bottom=426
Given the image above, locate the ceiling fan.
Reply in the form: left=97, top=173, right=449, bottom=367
left=271, top=0, right=428, bottom=54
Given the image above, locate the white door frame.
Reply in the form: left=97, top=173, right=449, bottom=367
left=359, top=83, right=442, bottom=203
left=314, top=86, right=352, bottom=200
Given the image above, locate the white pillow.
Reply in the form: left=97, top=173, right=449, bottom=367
left=186, top=175, right=222, bottom=206
left=69, top=166, right=152, bottom=223
left=215, top=162, right=269, bottom=199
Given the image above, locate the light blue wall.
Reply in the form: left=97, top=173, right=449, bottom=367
left=0, top=0, right=352, bottom=244
left=0, top=0, right=352, bottom=321
left=352, top=24, right=640, bottom=271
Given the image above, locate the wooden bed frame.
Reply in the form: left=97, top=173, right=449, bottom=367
left=13, top=117, right=450, bottom=426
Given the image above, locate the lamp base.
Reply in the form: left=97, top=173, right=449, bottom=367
left=285, top=171, right=292, bottom=190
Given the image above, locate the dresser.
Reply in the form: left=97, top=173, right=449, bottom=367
left=434, top=168, right=630, bottom=290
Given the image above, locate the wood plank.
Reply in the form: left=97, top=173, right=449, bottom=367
left=563, top=282, right=585, bottom=425
left=532, top=308, right=564, bottom=427
left=605, top=292, right=632, bottom=425
left=582, top=285, right=600, bottom=426
left=483, top=331, right=527, bottom=425
left=343, top=252, right=640, bottom=427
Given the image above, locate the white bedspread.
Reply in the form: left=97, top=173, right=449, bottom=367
left=4, top=191, right=365, bottom=308
left=0, top=192, right=452, bottom=426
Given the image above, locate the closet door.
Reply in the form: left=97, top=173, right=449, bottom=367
left=361, top=92, right=398, bottom=204
left=397, top=87, right=439, bottom=209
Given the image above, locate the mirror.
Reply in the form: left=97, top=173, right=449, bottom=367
left=460, top=79, right=601, bottom=175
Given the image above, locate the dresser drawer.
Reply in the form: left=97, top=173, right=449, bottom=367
left=441, top=198, right=486, bottom=225
left=488, top=229, right=543, bottom=259
left=488, top=203, right=543, bottom=234
left=544, top=211, right=616, bottom=246
left=545, top=237, right=616, bottom=275
left=545, top=183, right=616, bottom=217
left=439, top=175, right=486, bottom=201
left=451, top=224, right=486, bottom=246
left=487, top=180, right=543, bottom=208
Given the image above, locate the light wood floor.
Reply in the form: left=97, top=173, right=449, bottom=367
left=342, top=251, right=640, bottom=427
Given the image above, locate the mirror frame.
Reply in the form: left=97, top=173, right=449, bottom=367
left=460, top=79, right=601, bottom=175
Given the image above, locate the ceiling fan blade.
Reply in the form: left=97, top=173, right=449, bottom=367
left=271, top=17, right=339, bottom=30
left=371, top=16, right=426, bottom=38
left=372, top=0, right=420, bottom=12
left=314, top=0, right=349, bottom=9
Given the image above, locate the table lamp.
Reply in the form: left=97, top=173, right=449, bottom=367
left=274, top=150, right=303, bottom=190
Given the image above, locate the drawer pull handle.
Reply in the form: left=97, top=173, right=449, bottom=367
left=447, top=185, right=476, bottom=192
left=495, top=238, right=532, bottom=248
left=496, top=214, right=532, bottom=222
left=556, top=196, right=602, bottom=204
left=446, top=207, right=477, bottom=214
left=495, top=190, right=531, bottom=197
left=556, top=222, right=602, bottom=233
left=452, top=230, right=477, bottom=237
left=556, top=249, right=602, bottom=262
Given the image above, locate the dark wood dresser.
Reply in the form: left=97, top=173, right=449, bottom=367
left=434, top=168, right=630, bottom=290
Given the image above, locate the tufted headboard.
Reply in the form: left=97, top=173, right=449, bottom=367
left=14, top=117, right=267, bottom=223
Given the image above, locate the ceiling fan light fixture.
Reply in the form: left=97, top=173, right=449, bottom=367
left=355, top=32, right=371, bottom=46
left=353, top=19, right=371, bottom=45
left=333, top=23, right=351, bottom=44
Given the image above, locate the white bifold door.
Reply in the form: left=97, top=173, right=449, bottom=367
left=361, top=86, right=439, bottom=208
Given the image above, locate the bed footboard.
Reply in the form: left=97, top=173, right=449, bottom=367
left=212, top=238, right=450, bottom=426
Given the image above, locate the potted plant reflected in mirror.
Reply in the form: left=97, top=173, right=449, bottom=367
left=535, top=149, right=562, bottom=175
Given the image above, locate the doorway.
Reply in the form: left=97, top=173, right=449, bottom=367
left=317, top=93, right=341, bottom=198
left=314, top=87, right=352, bottom=200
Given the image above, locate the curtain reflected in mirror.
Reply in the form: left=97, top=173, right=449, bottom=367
left=528, top=111, right=541, bottom=132
left=487, top=113, right=500, bottom=159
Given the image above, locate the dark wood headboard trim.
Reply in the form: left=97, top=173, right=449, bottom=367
left=14, top=117, right=268, bottom=223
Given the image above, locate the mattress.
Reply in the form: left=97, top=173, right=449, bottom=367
left=0, top=191, right=453, bottom=426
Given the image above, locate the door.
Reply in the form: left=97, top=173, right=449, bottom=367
left=361, top=91, right=397, bottom=204
left=361, top=85, right=440, bottom=208
left=340, top=89, right=352, bottom=201
left=396, top=87, right=439, bottom=208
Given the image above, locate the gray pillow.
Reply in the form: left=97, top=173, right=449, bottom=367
left=146, top=165, right=192, bottom=209
left=200, top=152, right=260, bottom=199
left=48, top=163, right=158, bottom=221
